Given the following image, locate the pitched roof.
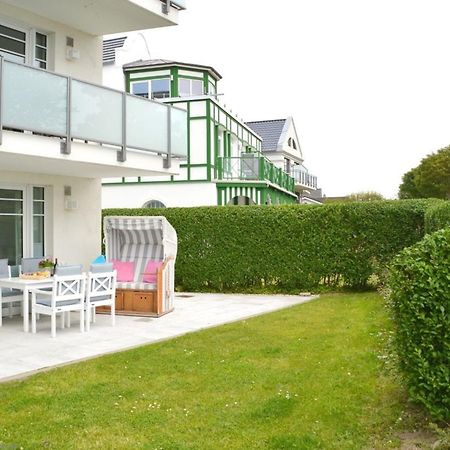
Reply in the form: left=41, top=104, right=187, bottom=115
left=245, top=119, right=287, bottom=151
left=103, top=36, right=127, bottom=64
left=123, top=59, right=222, bottom=80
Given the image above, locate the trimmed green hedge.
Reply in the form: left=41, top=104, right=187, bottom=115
left=104, top=200, right=434, bottom=293
left=388, top=228, right=450, bottom=421
left=425, top=201, right=450, bottom=233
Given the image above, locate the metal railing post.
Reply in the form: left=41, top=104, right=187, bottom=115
left=118, top=92, right=127, bottom=162
left=0, top=56, right=3, bottom=146
left=61, top=76, right=71, bottom=154
left=163, top=106, right=172, bottom=168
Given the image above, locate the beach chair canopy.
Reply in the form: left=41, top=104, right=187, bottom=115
left=103, top=216, right=177, bottom=289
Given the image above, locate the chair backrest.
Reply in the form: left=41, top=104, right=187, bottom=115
left=52, top=272, right=85, bottom=304
left=87, top=263, right=116, bottom=300
left=0, top=259, right=9, bottom=278
left=21, top=257, right=42, bottom=274
left=55, top=264, right=83, bottom=276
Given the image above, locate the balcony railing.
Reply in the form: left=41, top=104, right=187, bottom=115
left=290, top=166, right=318, bottom=189
left=0, top=58, right=187, bottom=164
left=216, top=155, right=296, bottom=193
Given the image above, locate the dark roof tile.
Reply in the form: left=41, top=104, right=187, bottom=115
left=245, top=119, right=286, bottom=151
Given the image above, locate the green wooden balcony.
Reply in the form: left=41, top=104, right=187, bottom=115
left=216, top=155, right=296, bottom=193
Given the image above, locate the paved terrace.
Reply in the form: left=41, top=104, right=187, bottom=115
left=0, top=293, right=315, bottom=382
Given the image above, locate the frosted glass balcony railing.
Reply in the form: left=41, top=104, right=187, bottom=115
left=0, top=58, right=187, bottom=161
left=290, top=166, right=318, bottom=189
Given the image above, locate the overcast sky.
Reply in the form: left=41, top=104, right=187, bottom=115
left=142, top=0, right=450, bottom=198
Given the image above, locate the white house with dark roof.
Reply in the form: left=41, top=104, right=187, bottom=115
left=102, top=52, right=320, bottom=208
left=0, top=1, right=187, bottom=270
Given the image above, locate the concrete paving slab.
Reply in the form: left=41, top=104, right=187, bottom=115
left=0, top=292, right=315, bottom=382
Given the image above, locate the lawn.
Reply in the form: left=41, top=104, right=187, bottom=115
left=0, top=293, right=412, bottom=449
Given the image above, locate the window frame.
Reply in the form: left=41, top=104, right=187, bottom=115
left=0, top=17, right=50, bottom=69
left=178, top=77, right=205, bottom=97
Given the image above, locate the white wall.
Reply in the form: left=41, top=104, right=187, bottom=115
left=0, top=171, right=101, bottom=270
left=102, top=182, right=218, bottom=208
left=0, top=2, right=103, bottom=83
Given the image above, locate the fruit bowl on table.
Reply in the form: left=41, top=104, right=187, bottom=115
left=20, top=271, right=51, bottom=280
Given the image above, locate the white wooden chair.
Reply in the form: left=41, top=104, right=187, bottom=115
left=85, top=263, right=117, bottom=331
left=0, top=259, right=23, bottom=327
left=30, top=266, right=85, bottom=338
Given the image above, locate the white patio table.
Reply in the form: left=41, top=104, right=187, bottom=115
left=0, top=277, right=53, bottom=332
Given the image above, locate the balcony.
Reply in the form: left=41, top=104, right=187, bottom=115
left=290, top=166, right=318, bottom=190
left=0, top=58, right=187, bottom=178
left=1, top=0, right=185, bottom=35
left=216, top=155, right=295, bottom=194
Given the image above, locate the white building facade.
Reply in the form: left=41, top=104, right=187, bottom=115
left=0, top=0, right=187, bottom=268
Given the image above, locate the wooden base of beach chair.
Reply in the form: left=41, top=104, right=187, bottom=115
left=96, top=289, right=171, bottom=317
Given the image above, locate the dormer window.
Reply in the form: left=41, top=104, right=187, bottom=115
left=288, top=138, right=297, bottom=150
left=179, top=78, right=203, bottom=97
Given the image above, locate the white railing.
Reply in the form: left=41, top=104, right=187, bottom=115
left=290, top=166, right=318, bottom=189
left=0, top=57, right=187, bottom=164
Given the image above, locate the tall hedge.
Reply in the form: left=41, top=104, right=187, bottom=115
left=388, top=228, right=450, bottom=421
left=424, top=201, right=450, bottom=233
left=103, top=200, right=433, bottom=292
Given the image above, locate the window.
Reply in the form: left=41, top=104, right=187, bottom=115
left=32, top=187, right=45, bottom=257
left=284, top=158, right=291, bottom=173
left=178, top=78, right=204, bottom=97
left=0, top=185, right=45, bottom=265
left=151, top=78, right=170, bottom=99
left=131, top=79, right=170, bottom=99
left=288, top=138, right=297, bottom=150
left=0, top=23, right=49, bottom=68
left=208, top=81, right=216, bottom=95
left=34, top=32, right=47, bottom=69
left=143, top=200, right=166, bottom=208
left=132, top=81, right=149, bottom=98
left=0, top=24, right=26, bottom=63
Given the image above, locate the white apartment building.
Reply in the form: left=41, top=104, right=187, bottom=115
left=0, top=0, right=187, bottom=268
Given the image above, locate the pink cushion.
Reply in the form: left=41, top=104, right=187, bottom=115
left=111, top=260, right=135, bottom=282
left=143, top=260, right=163, bottom=283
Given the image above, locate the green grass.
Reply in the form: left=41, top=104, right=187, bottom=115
left=0, top=293, right=411, bottom=449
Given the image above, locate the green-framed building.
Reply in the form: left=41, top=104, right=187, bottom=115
left=102, top=59, right=319, bottom=208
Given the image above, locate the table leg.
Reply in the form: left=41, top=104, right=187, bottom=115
left=23, top=287, right=29, bottom=333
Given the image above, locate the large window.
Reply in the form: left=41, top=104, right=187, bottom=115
left=0, top=185, right=46, bottom=265
left=178, top=78, right=203, bottom=97
left=131, top=79, right=170, bottom=99
left=0, top=188, right=23, bottom=265
left=0, top=22, right=48, bottom=68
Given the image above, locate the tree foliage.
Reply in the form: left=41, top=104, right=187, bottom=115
left=348, top=191, right=384, bottom=202
left=399, top=146, right=450, bottom=199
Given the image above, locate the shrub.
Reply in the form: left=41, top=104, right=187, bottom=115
left=103, top=200, right=433, bottom=293
left=425, top=201, right=450, bottom=233
left=388, top=227, right=450, bottom=421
